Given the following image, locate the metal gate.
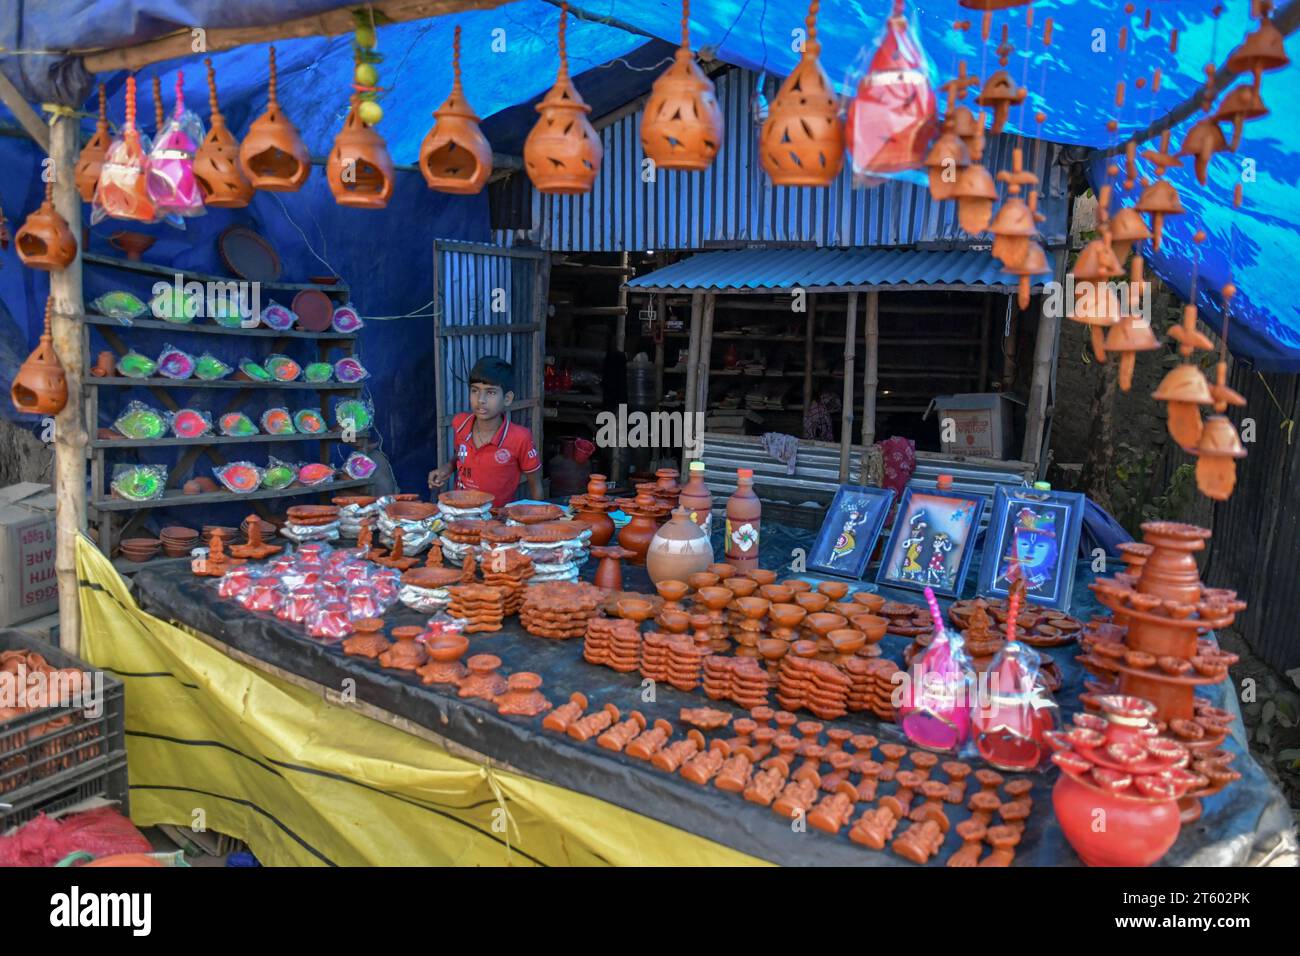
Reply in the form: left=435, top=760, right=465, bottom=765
left=432, top=240, right=549, bottom=469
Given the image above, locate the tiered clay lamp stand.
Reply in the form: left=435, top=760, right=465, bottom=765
left=1082, top=521, right=1244, bottom=724
left=379, top=626, right=428, bottom=671
left=614, top=490, right=671, bottom=564
left=732, top=597, right=771, bottom=659
left=693, top=586, right=733, bottom=653
left=228, top=515, right=282, bottom=560
left=342, top=618, right=390, bottom=659
left=195, top=532, right=244, bottom=577
left=417, top=633, right=471, bottom=685
left=590, top=545, right=634, bottom=590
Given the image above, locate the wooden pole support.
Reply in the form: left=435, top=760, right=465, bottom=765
left=839, top=291, right=858, bottom=483
left=861, top=291, right=879, bottom=449
left=682, top=291, right=703, bottom=474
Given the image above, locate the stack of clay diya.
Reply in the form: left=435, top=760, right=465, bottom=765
left=702, top=655, right=772, bottom=708
left=949, top=595, right=1083, bottom=648
left=568, top=474, right=617, bottom=547
left=378, top=498, right=441, bottom=554
left=333, top=494, right=380, bottom=538
left=1082, top=521, right=1244, bottom=724
left=446, top=583, right=506, bottom=634
left=641, top=633, right=709, bottom=691
left=775, top=641, right=851, bottom=719
left=879, top=598, right=933, bottom=638
left=613, top=488, right=671, bottom=564
left=521, top=581, right=604, bottom=638
left=584, top=617, right=641, bottom=672
left=437, top=489, right=493, bottom=524
left=440, top=518, right=484, bottom=565
left=518, top=520, right=591, bottom=583
left=691, top=583, right=733, bottom=653
left=399, top=558, right=471, bottom=612
left=480, top=548, right=534, bottom=615
left=844, top=657, right=903, bottom=721
left=282, top=504, right=341, bottom=543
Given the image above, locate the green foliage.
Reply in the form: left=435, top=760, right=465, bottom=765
left=1109, top=443, right=1197, bottom=536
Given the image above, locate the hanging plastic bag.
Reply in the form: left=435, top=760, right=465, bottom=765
left=92, top=76, right=157, bottom=224
left=146, top=72, right=206, bottom=217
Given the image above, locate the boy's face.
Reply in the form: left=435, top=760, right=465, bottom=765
left=470, top=381, right=512, bottom=420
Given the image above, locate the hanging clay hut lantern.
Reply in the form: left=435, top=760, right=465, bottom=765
left=759, top=0, right=843, bottom=187
left=1109, top=206, right=1151, bottom=262
left=989, top=147, right=1039, bottom=268
left=952, top=162, right=998, bottom=234
left=75, top=85, right=111, bottom=203
left=327, top=94, right=395, bottom=209
left=640, top=0, right=723, bottom=172
left=1178, top=117, right=1229, bottom=186
left=523, top=4, right=603, bottom=195
left=194, top=58, right=254, bottom=208
left=976, top=70, right=1026, bottom=135
left=10, top=299, right=67, bottom=416
left=419, top=25, right=493, bottom=194
left=1193, top=415, right=1246, bottom=500
left=1213, top=83, right=1268, bottom=150
left=15, top=179, right=77, bottom=271
left=1225, top=8, right=1291, bottom=88
left=239, top=46, right=311, bottom=191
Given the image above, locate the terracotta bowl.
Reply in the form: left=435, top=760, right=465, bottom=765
left=658, top=608, right=691, bottom=633
left=505, top=502, right=565, bottom=524
left=655, top=580, right=690, bottom=603
left=791, top=639, right=819, bottom=658
left=758, top=639, right=791, bottom=662
left=818, top=580, right=850, bottom=600
left=758, top=583, right=794, bottom=604
left=794, top=591, right=830, bottom=613
left=708, top=563, right=738, bottom=580
left=805, top=612, right=848, bottom=637
left=852, top=590, right=886, bottom=612
left=768, top=603, right=807, bottom=628
left=688, top=572, right=720, bottom=590
left=695, top=586, right=733, bottom=611
left=724, top=577, right=759, bottom=598
left=387, top=501, right=439, bottom=521
left=746, top=569, right=778, bottom=586
left=427, top=634, right=470, bottom=662
left=616, top=597, right=655, bottom=622
left=781, top=578, right=813, bottom=594
left=439, top=490, right=493, bottom=510
left=828, top=629, right=867, bottom=656
left=735, top=596, right=772, bottom=620
left=160, top=525, right=198, bottom=542
left=831, top=601, right=862, bottom=619
left=849, top=613, right=889, bottom=642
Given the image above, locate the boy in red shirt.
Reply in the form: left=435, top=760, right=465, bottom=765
left=428, top=356, right=543, bottom=508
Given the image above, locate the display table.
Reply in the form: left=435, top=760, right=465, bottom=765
left=76, top=531, right=1293, bottom=867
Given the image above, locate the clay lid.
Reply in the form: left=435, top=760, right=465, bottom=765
left=286, top=505, right=338, bottom=519
left=505, top=502, right=566, bottom=523
left=522, top=520, right=584, bottom=543
left=439, top=489, right=493, bottom=509
left=387, top=501, right=439, bottom=521
left=402, top=567, right=466, bottom=588
left=332, top=495, right=378, bottom=507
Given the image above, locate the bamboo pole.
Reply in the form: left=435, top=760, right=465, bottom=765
left=531, top=253, right=550, bottom=454
left=611, top=252, right=629, bottom=482
left=682, top=292, right=703, bottom=474
left=1022, top=254, right=1067, bottom=467
left=696, top=292, right=716, bottom=445
left=861, top=291, right=879, bottom=448
left=49, top=117, right=87, bottom=655
left=839, top=292, right=858, bottom=482
left=802, top=294, right=815, bottom=416
left=0, top=72, right=50, bottom=152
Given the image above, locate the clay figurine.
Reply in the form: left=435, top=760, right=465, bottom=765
left=652, top=729, right=706, bottom=773
left=681, top=740, right=729, bottom=786
left=597, top=710, right=647, bottom=752
left=808, top=782, right=859, bottom=835
left=543, top=693, right=589, bottom=734
left=625, top=718, right=673, bottom=759
left=946, top=819, right=988, bottom=867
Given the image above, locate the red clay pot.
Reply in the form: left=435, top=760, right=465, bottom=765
left=1052, top=773, right=1181, bottom=867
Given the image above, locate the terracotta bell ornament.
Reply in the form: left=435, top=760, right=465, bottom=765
left=1108, top=205, right=1151, bottom=262
left=975, top=70, right=1025, bottom=135
left=327, top=93, right=395, bottom=208
left=15, top=179, right=77, bottom=271
left=1225, top=5, right=1291, bottom=91
left=239, top=46, right=311, bottom=191
left=1213, top=83, right=1268, bottom=151
left=194, top=58, right=254, bottom=208
left=1067, top=196, right=1125, bottom=361
left=952, top=149, right=997, bottom=235
left=523, top=4, right=603, bottom=195
left=1104, top=256, right=1161, bottom=391
left=419, top=25, right=493, bottom=194
left=1136, top=130, right=1184, bottom=250
left=989, top=147, right=1039, bottom=269
left=75, top=85, right=112, bottom=203
left=926, top=65, right=978, bottom=201
left=640, top=0, right=723, bottom=172
left=10, top=299, right=67, bottom=416
left=1002, top=192, right=1049, bottom=310
left=1152, top=303, right=1216, bottom=449
left=1178, top=117, right=1229, bottom=187
left=759, top=0, right=844, bottom=187
left=1191, top=285, right=1248, bottom=500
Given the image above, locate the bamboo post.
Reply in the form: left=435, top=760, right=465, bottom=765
left=802, top=293, right=815, bottom=418
left=978, top=293, right=992, bottom=392
left=839, top=292, right=858, bottom=482
left=696, top=292, right=716, bottom=441
left=861, top=290, right=879, bottom=448
left=49, top=116, right=87, bottom=655
left=682, top=291, right=703, bottom=473
left=611, top=251, right=628, bottom=482
left=531, top=252, right=550, bottom=454
left=653, top=292, right=665, bottom=404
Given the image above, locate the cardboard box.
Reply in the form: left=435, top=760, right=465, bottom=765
left=0, top=483, right=58, bottom=627
left=926, top=393, right=1023, bottom=460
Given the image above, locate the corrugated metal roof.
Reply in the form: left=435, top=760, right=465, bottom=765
left=624, top=247, right=1056, bottom=293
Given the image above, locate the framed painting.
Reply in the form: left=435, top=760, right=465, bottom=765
left=876, top=485, right=986, bottom=598
left=807, top=485, right=895, bottom=579
left=977, top=486, right=1086, bottom=611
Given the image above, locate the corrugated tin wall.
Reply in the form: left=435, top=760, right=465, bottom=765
left=539, top=68, right=1069, bottom=253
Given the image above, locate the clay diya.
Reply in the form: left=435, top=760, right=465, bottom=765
left=780, top=579, right=813, bottom=595
left=496, top=672, right=552, bottom=717
left=458, top=654, right=507, bottom=701
left=723, top=576, right=759, bottom=600
left=687, top=571, right=720, bottom=591
left=416, top=634, right=470, bottom=685
left=745, top=569, right=777, bottom=587
left=708, top=563, right=737, bottom=580
left=615, top=596, right=655, bottom=624
left=767, top=602, right=807, bottom=642
left=817, top=580, right=849, bottom=601
left=794, top=591, right=830, bottom=614
left=655, top=579, right=690, bottom=609
left=852, top=590, right=886, bottom=613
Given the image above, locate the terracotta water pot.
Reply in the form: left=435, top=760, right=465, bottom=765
left=618, top=510, right=659, bottom=565
left=420, top=25, right=493, bottom=194
left=1052, top=772, right=1181, bottom=867
left=573, top=502, right=614, bottom=545
left=10, top=300, right=67, bottom=416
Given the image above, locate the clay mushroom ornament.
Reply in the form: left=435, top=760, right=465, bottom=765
left=1213, top=83, right=1269, bottom=151
left=419, top=25, right=493, bottom=194
left=327, top=93, right=395, bottom=208
left=989, top=146, right=1039, bottom=269
left=1108, top=204, right=1152, bottom=263
left=15, top=180, right=77, bottom=271
left=952, top=153, right=998, bottom=235
left=524, top=4, right=603, bottom=194
left=1104, top=256, right=1161, bottom=391
left=976, top=69, right=1026, bottom=136
left=1001, top=192, right=1049, bottom=310
left=1136, top=131, right=1184, bottom=251
left=640, top=0, right=723, bottom=172
left=1178, top=117, right=1229, bottom=187
left=194, top=58, right=254, bottom=208
left=239, top=46, right=311, bottom=191
left=1152, top=304, right=1216, bottom=449
left=926, top=63, right=980, bottom=201
left=75, top=85, right=112, bottom=202
left=759, top=0, right=843, bottom=187
left=1225, top=4, right=1291, bottom=91
left=10, top=299, right=67, bottom=416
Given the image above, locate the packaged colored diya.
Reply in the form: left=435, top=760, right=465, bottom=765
left=242, top=581, right=284, bottom=614
left=114, top=401, right=167, bottom=439
left=262, top=458, right=296, bottom=490
left=214, top=461, right=263, bottom=494
left=277, top=586, right=320, bottom=624
left=261, top=407, right=294, bottom=435
left=91, top=76, right=155, bottom=223
left=260, top=303, right=296, bottom=331
left=334, top=398, right=373, bottom=431
left=217, top=566, right=257, bottom=600
left=334, top=357, right=368, bottom=383
left=169, top=407, right=212, bottom=439
left=304, top=362, right=333, bottom=383
left=293, top=409, right=326, bottom=434
left=150, top=286, right=198, bottom=323
left=145, top=73, right=205, bottom=217
left=91, top=291, right=149, bottom=324
left=343, top=452, right=377, bottom=480
left=316, top=578, right=348, bottom=603
left=210, top=295, right=247, bottom=328
left=156, top=345, right=196, bottom=379
left=331, top=306, right=363, bottom=333
left=897, top=588, right=975, bottom=754
left=117, top=351, right=157, bottom=378
left=194, top=353, right=233, bottom=380
left=238, top=359, right=273, bottom=382
left=111, top=463, right=167, bottom=501
left=346, top=586, right=381, bottom=620
left=264, top=354, right=301, bottom=381
left=306, top=602, right=352, bottom=641
left=298, top=462, right=335, bottom=486
left=218, top=412, right=258, bottom=437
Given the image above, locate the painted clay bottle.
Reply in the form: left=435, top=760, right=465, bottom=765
left=725, top=468, right=762, bottom=574
left=646, top=506, right=714, bottom=584
left=679, top=460, right=714, bottom=533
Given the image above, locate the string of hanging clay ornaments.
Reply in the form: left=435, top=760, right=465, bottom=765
left=1191, top=283, right=1247, bottom=499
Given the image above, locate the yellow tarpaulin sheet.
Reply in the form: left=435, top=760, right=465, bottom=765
left=76, top=535, right=766, bottom=866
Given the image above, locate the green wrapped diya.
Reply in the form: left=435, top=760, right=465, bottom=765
left=293, top=409, right=326, bottom=434
left=304, top=362, right=333, bottom=383
left=150, top=287, right=197, bottom=323
left=334, top=399, right=373, bottom=431
left=113, top=403, right=167, bottom=440
left=91, top=291, right=148, bottom=323
left=238, top=359, right=273, bottom=382
left=117, top=351, right=157, bottom=378
left=218, top=412, right=258, bottom=437
left=262, top=460, right=296, bottom=490
left=264, top=354, right=301, bottom=381
left=111, top=465, right=165, bottom=501
left=194, top=354, right=233, bottom=380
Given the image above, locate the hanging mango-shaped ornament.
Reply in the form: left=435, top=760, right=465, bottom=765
left=419, top=25, right=493, bottom=194
left=641, top=0, right=723, bottom=172
left=524, top=3, right=603, bottom=194
left=194, top=58, right=254, bottom=207
left=239, top=46, right=311, bottom=191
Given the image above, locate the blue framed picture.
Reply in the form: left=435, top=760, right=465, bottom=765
left=807, top=485, right=895, bottom=579
left=977, top=486, right=1086, bottom=611
left=876, top=485, right=987, bottom=598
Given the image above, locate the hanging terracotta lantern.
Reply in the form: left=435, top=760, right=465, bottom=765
left=1213, top=83, right=1268, bottom=150
left=976, top=70, right=1026, bottom=135
left=952, top=162, right=998, bottom=234
left=846, top=0, right=937, bottom=180
left=420, top=25, right=493, bottom=194
left=989, top=147, right=1039, bottom=268
left=75, top=85, right=111, bottom=203
left=641, top=0, right=723, bottom=172
left=10, top=299, right=67, bottom=416
left=327, top=95, right=395, bottom=209
left=1103, top=255, right=1160, bottom=392
left=759, top=0, right=843, bottom=187
left=194, top=58, right=254, bottom=208
left=1225, top=8, right=1290, bottom=88
left=923, top=131, right=969, bottom=200
left=523, top=4, right=603, bottom=195
left=1192, top=415, right=1246, bottom=500
left=92, top=75, right=155, bottom=223
left=1109, top=206, right=1151, bottom=262
left=1178, top=117, right=1229, bottom=186
left=239, top=46, right=311, bottom=191
left=15, top=179, right=77, bottom=271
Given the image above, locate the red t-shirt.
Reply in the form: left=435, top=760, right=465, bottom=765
left=451, top=413, right=541, bottom=508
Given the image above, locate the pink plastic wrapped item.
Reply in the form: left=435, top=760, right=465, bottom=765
left=243, top=581, right=283, bottom=613
left=146, top=72, right=206, bottom=217
left=217, top=566, right=257, bottom=599
left=297, top=543, right=331, bottom=563
left=306, top=602, right=352, bottom=641
left=897, top=587, right=973, bottom=754
left=277, top=586, right=320, bottom=624
left=316, top=579, right=348, bottom=603
left=346, top=586, right=381, bottom=620
left=342, top=563, right=371, bottom=585
left=92, top=75, right=156, bottom=224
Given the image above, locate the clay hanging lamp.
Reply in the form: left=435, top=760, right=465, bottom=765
left=327, top=92, right=395, bottom=209
left=239, top=46, right=311, bottom=191
left=523, top=3, right=603, bottom=195
left=926, top=65, right=977, bottom=201
left=1135, top=132, right=1184, bottom=251
left=419, top=25, right=493, bottom=194
left=10, top=299, right=67, bottom=416
left=1109, top=205, right=1152, bottom=262
left=1104, top=257, right=1161, bottom=391
left=952, top=159, right=998, bottom=234
left=640, top=0, right=723, bottom=172
left=1152, top=304, right=1216, bottom=449
left=15, top=179, right=77, bottom=271
left=194, top=58, right=254, bottom=208
left=1225, top=6, right=1291, bottom=88
left=989, top=146, right=1039, bottom=268
left=759, top=0, right=843, bottom=187
left=75, top=85, right=112, bottom=203
left=1193, top=413, right=1246, bottom=500
left=1178, top=117, right=1229, bottom=186
left=1213, top=83, right=1268, bottom=150
left=976, top=70, right=1025, bottom=135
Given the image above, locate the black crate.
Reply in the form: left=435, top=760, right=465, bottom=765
left=0, top=630, right=128, bottom=827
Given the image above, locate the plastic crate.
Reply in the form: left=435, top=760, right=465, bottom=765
left=0, top=630, right=127, bottom=828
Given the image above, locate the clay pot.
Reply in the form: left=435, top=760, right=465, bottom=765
left=523, top=8, right=603, bottom=194
left=646, top=507, right=714, bottom=584
left=92, top=350, right=116, bottom=378
left=10, top=300, right=67, bottom=416
left=572, top=503, right=614, bottom=545
left=239, top=47, right=311, bottom=191
left=194, top=58, right=254, bottom=207
left=419, top=26, right=493, bottom=194
left=852, top=591, right=886, bottom=613
left=618, top=510, right=659, bottom=565
left=818, top=581, right=850, bottom=600
left=1052, top=772, right=1181, bottom=867
left=15, top=180, right=77, bottom=271
left=1136, top=521, right=1210, bottom=605
left=723, top=576, right=759, bottom=598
